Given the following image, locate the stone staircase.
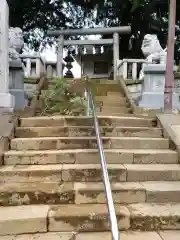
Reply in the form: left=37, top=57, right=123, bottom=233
left=93, top=81, right=131, bottom=115
left=0, top=81, right=179, bottom=239
left=95, top=92, right=131, bottom=115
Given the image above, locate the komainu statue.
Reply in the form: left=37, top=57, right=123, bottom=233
left=9, top=27, right=24, bottom=61
left=139, top=34, right=167, bottom=80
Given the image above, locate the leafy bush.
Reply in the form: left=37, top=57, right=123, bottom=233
left=40, top=77, right=87, bottom=116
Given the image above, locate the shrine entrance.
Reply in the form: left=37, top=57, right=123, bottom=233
left=47, top=26, right=131, bottom=80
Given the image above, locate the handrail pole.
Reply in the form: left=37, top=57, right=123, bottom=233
left=90, top=89, right=119, bottom=240
left=84, top=75, right=119, bottom=240
left=87, top=90, right=90, bottom=116
left=84, top=89, right=90, bottom=116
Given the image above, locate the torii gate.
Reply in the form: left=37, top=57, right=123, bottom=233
left=47, top=26, right=131, bottom=80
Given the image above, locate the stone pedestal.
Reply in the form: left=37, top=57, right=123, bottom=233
left=9, top=60, right=26, bottom=109
left=0, top=93, right=14, bottom=112
left=138, top=64, right=180, bottom=109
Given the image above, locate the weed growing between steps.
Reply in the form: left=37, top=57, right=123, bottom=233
left=40, top=77, right=87, bottom=116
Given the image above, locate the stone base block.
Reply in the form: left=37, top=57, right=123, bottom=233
left=0, top=93, right=15, bottom=112
left=10, top=89, right=25, bottom=110
left=138, top=92, right=180, bottom=109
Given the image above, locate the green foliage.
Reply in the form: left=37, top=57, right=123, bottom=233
left=8, top=0, right=180, bottom=60
left=40, top=77, right=87, bottom=116
left=24, top=78, right=39, bottom=84
left=67, top=0, right=180, bottom=60
left=130, top=0, right=146, bottom=11
left=8, top=0, right=89, bottom=50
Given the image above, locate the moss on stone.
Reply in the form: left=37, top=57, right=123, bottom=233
left=125, top=79, right=141, bottom=85
left=24, top=78, right=40, bottom=84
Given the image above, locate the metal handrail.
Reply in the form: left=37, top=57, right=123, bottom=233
left=85, top=78, right=120, bottom=240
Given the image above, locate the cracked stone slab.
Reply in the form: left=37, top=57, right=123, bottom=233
left=16, top=125, right=162, bottom=138
left=48, top=204, right=130, bottom=232
left=0, top=164, right=63, bottom=183
left=62, top=164, right=126, bottom=182
left=11, top=137, right=169, bottom=150
left=75, top=182, right=146, bottom=204
left=4, top=150, right=77, bottom=165
left=0, top=182, right=74, bottom=205
left=128, top=203, right=180, bottom=230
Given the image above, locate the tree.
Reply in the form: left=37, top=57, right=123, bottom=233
left=7, top=0, right=89, bottom=50
left=7, top=0, right=180, bottom=60
left=67, top=0, right=180, bottom=60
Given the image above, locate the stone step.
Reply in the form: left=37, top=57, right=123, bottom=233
left=20, top=116, right=156, bottom=127
left=95, top=96, right=127, bottom=105
left=125, top=164, right=180, bottom=181
left=35, top=113, right=155, bottom=120
left=141, top=181, right=180, bottom=203
left=10, top=137, right=169, bottom=150
left=97, top=107, right=132, bottom=114
left=38, top=96, right=104, bottom=108
left=95, top=96, right=126, bottom=103
left=48, top=204, right=130, bottom=231
left=1, top=164, right=180, bottom=183
left=91, top=80, right=119, bottom=84
left=96, top=110, right=132, bottom=116
left=1, top=232, right=75, bottom=240
left=96, top=102, right=129, bottom=107
left=0, top=204, right=129, bottom=235
left=128, top=203, right=180, bottom=231
left=96, top=105, right=129, bottom=112
left=4, top=149, right=177, bottom=165
left=75, top=181, right=180, bottom=204
left=0, top=182, right=75, bottom=206
left=48, top=203, right=180, bottom=232
left=2, top=231, right=179, bottom=240
left=29, top=105, right=132, bottom=115
left=39, top=94, right=127, bottom=106
left=15, top=126, right=163, bottom=138
left=93, top=85, right=123, bottom=93
left=74, top=231, right=179, bottom=240
left=1, top=181, right=180, bottom=206
left=107, top=91, right=123, bottom=96
left=95, top=91, right=124, bottom=96
left=159, top=231, right=180, bottom=240
left=0, top=205, right=49, bottom=235
left=0, top=204, right=180, bottom=235
left=45, top=85, right=124, bottom=97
